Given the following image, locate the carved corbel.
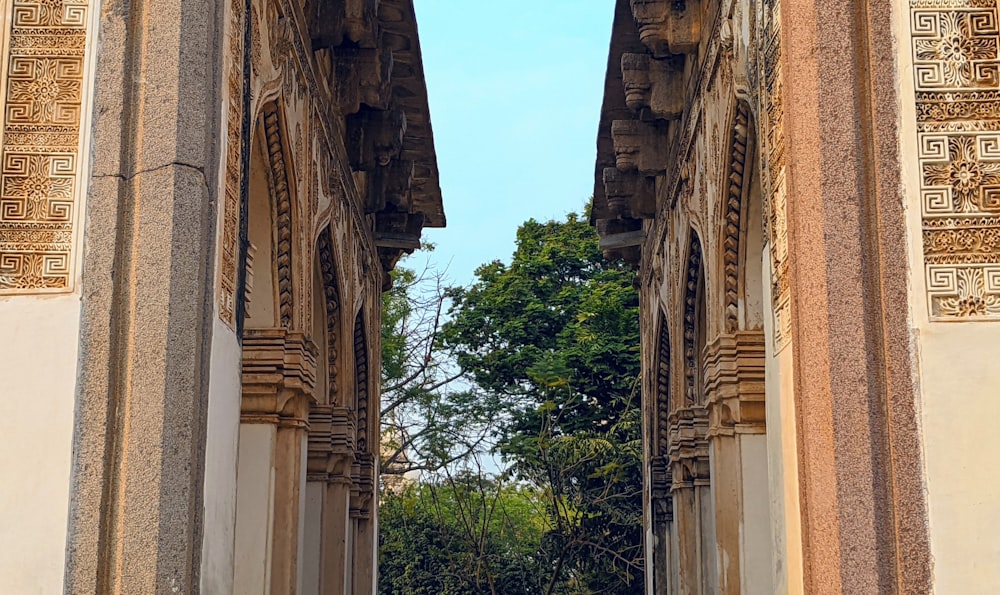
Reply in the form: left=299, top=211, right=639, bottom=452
left=307, top=404, right=359, bottom=481
left=650, top=455, right=674, bottom=522
left=311, top=0, right=380, bottom=49
left=621, top=53, right=684, bottom=120
left=612, top=120, right=667, bottom=176
left=603, top=167, right=656, bottom=219
left=334, top=45, right=394, bottom=115
left=704, top=332, right=766, bottom=437
left=346, top=105, right=407, bottom=171
left=667, top=405, right=710, bottom=487
left=630, top=0, right=702, bottom=56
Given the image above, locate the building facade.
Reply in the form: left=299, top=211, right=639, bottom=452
left=0, top=0, right=442, bottom=593
left=592, top=0, right=1000, bottom=593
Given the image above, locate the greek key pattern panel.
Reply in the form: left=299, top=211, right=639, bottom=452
left=0, top=0, right=91, bottom=293
left=911, top=0, right=1000, bottom=319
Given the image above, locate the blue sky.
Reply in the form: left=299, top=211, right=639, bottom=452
left=412, top=0, right=615, bottom=285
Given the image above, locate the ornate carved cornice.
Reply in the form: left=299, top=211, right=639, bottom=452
left=241, top=328, right=318, bottom=424
left=703, top=331, right=766, bottom=437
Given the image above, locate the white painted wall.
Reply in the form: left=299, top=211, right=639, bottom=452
left=234, top=423, right=277, bottom=595
left=0, top=297, right=80, bottom=594
left=763, top=252, right=805, bottom=594
left=200, top=320, right=242, bottom=594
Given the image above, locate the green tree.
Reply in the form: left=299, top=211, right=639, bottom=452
left=378, top=472, right=553, bottom=595
left=440, top=210, right=645, bottom=593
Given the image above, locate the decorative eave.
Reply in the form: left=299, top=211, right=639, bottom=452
left=378, top=0, right=445, bottom=229
left=592, top=0, right=690, bottom=265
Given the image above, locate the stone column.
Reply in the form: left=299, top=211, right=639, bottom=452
left=704, top=332, right=771, bottom=595
left=774, top=0, right=932, bottom=591
left=65, top=0, right=225, bottom=592
left=669, top=407, right=711, bottom=595
left=308, top=404, right=356, bottom=595
left=237, top=329, right=316, bottom=595
left=350, top=452, right=377, bottom=594
left=650, top=456, right=674, bottom=595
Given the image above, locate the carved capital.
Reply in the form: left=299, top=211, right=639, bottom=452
left=621, top=52, right=684, bottom=120
left=603, top=167, right=656, bottom=219
left=350, top=452, right=376, bottom=519
left=346, top=105, right=407, bottom=171
left=667, top=405, right=710, bottom=488
left=630, top=0, right=702, bottom=56
left=241, top=329, right=318, bottom=423
left=611, top=120, right=667, bottom=175
left=307, top=404, right=358, bottom=480
left=704, top=332, right=766, bottom=436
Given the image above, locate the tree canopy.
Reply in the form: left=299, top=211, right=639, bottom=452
left=379, top=209, right=644, bottom=594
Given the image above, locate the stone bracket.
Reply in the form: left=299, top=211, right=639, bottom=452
left=310, top=0, right=380, bottom=49
left=630, top=0, right=703, bottom=57
left=612, top=119, right=668, bottom=176
left=346, top=105, right=407, bottom=172
left=621, top=52, right=685, bottom=120
left=604, top=167, right=657, bottom=219
left=333, top=45, right=394, bottom=115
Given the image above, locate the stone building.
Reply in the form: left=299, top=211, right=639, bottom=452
left=592, top=0, right=1000, bottom=593
left=0, top=0, right=442, bottom=593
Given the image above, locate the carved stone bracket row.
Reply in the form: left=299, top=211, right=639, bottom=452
left=631, top=0, right=703, bottom=57
left=703, top=331, right=766, bottom=437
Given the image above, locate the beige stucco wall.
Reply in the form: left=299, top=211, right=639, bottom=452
left=0, top=297, right=79, bottom=593
left=894, top=1, right=1000, bottom=589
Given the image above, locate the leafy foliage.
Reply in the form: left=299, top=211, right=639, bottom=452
left=440, top=211, right=645, bottom=593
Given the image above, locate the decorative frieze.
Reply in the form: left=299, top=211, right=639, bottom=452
left=0, top=0, right=94, bottom=293
left=909, top=0, right=1000, bottom=319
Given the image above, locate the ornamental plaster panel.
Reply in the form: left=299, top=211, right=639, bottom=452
left=0, top=0, right=95, bottom=293
left=908, top=0, right=1000, bottom=319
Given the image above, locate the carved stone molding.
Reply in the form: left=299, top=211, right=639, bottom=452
left=0, top=0, right=95, bottom=293
left=650, top=455, right=673, bottom=522
left=350, top=451, right=375, bottom=519
left=621, top=52, right=685, bottom=120
left=318, top=228, right=340, bottom=402
left=723, top=103, right=751, bottom=333
left=241, top=328, right=318, bottom=424
left=654, top=312, right=672, bottom=457
left=908, top=0, right=1000, bottom=319
left=630, top=0, right=702, bottom=57
left=682, top=232, right=703, bottom=407
left=703, top=331, right=766, bottom=437
left=262, top=104, right=295, bottom=328
left=353, top=310, right=370, bottom=454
